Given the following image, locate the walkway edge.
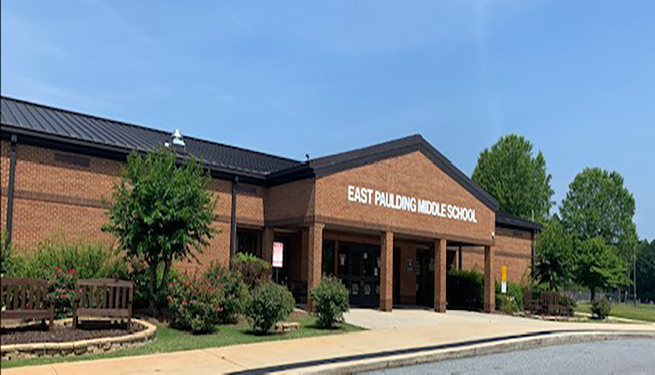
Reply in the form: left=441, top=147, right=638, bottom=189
left=309, top=331, right=655, bottom=374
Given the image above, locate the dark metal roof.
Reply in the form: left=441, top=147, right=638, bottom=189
left=0, top=96, right=300, bottom=178
left=496, top=211, right=542, bottom=231
left=0, top=96, right=503, bottom=213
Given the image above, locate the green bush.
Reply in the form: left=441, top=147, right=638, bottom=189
left=203, top=262, right=249, bottom=324
left=1, top=231, right=13, bottom=276
left=310, top=277, right=350, bottom=329
left=495, top=282, right=524, bottom=314
left=591, top=297, right=611, bottom=320
left=447, top=269, right=484, bottom=310
left=9, top=238, right=128, bottom=280
left=232, top=252, right=271, bottom=290
left=167, top=273, right=226, bottom=333
left=245, top=281, right=295, bottom=334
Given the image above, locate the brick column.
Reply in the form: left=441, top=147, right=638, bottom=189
left=380, top=231, right=393, bottom=312
left=484, top=245, right=495, bottom=313
left=307, top=223, right=325, bottom=309
left=434, top=238, right=447, bottom=313
left=262, top=227, right=274, bottom=265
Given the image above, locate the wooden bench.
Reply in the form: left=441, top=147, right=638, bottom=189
left=523, top=289, right=538, bottom=315
left=540, top=291, right=571, bottom=316
left=1, top=277, right=54, bottom=329
left=73, top=279, right=133, bottom=330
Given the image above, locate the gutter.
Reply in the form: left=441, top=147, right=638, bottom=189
left=4, top=134, right=17, bottom=250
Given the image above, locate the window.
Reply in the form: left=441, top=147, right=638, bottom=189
left=237, top=229, right=262, bottom=258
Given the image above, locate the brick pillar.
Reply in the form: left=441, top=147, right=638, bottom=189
left=380, top=231, right=393, bottom=312
left=484, top=245, right=495, bottom=313
left=307, top=223, right=324, bottom=309
left=262, top=227, right=274, bottom=265
left=434, top=238, right=447, bottom=313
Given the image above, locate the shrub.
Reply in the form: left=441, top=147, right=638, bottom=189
left=128, top=258, right=179, bottom=312
left=47, top=267, right=77, bottom=319
left=245, top=282, right=295, bottom=334
left=447, top=269, right=484, bottom=310
left=167, top=273, right=226, bottom=333
left=9, top=238, right=128, bottom=280
left=1, top=231, right=13, bottom=276
left=204, top=262, right=248, bottom=324
left=232, top=253, right=271, bottom=290
left=495, top=281, right=524, bottom=314
left=591, top=297, right=611, bottom=320
left=310, top=277, right=350, bottom=328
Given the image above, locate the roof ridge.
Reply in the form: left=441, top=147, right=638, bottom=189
left=0, top=95, right=300, bottom=165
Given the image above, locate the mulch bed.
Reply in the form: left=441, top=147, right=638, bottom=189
left=1, top=321, right=146, bottom=346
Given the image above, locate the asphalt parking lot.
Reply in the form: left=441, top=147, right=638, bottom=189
left=364, top=339, right=655, bottom=374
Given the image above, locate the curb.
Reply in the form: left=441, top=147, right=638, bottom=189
left=308, top=331, right=655, bottom=374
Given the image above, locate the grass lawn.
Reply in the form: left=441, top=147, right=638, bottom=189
left=575, top=303, right=655, bottom=322
left=1, top=314, right=364, bottom=369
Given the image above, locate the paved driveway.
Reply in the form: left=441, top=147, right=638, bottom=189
left=344, top=307, right=544, bottom=330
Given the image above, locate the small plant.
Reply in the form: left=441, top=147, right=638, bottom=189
left=47, top=267, right=77, bottom=319
left=204, top=262, right=249, bottom=324
left=245, top=281, right=295, bottom=334
left=167, top=273, right=226, bottom=333
left=232, top=253, right=271, bottom=290
left=495, top=281, right=525, bottom=314
left=591, top=297, right=612, bottom=320
left=310, top=277, right=350, bottom=328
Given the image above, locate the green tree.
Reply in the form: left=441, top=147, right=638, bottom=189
left=636, top=239, right=655, bottom=301
left=472, top=134, right=553, bottom=222
left=534, top=216, right=574, bottom=291
left=559, top=168, right=638, bottom=267
left=575, top=237, right=626, bottom=301
left=103, top=149, right=217, bottom=313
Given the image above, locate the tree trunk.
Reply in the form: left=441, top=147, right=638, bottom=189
left=590, top=288, right=596, bottom=302
left=158, top=258, right=172, bottom=296
left=148, top=264, right=158, bottom=315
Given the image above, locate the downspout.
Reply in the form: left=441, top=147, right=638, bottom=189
left=229, top=176, right=239, bottom=266
left=4, top=134, right=17, bottom=250
left=530, top=230, right=535, bottom=277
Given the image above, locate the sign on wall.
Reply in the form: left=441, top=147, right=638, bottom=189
left=347, top=185, right=478, bottom=224
left=501, top=265, right=507, bottom=294
left=273, top=242, right=284, bottom=268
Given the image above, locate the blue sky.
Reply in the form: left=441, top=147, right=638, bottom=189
left=2, top=0, right=654, bottom=240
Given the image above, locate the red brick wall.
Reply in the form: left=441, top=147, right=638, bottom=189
left=0, top=142, right=252, bottom=271
left=314, top=151, right=495, bottom=245
left=461, top=227, right=533, bottom=284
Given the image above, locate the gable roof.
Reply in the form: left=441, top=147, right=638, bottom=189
left=305, top=135, right=500, bottom=211
left=1, top=96, right=499, bottom=211
left=0, top=96, right=300, bottom=179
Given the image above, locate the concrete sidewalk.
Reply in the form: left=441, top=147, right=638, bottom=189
left=4, top=310, right=655, bottom=375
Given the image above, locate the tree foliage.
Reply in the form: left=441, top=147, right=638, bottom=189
left=575, top=237, right=626, bottom=301
left=560, top=168, right=638, bottom=266
left=472, top=134, right=553, bottom=223
left=103, top=149, right=217, bottom=313
left=535, top=216, right=574, bottom=291
left=636, top=239, right=655, bottom=302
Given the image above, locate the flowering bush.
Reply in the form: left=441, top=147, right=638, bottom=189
left=167, top=273, right=226, bottom=333
left=48, top=267, right=77, bottom=319
left=203, top=262, right=248, bottom=324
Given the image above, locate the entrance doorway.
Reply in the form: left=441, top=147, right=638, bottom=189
left=337, top=242, right=381, bottom=307
left=416, top=247, right=434, bottom=307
